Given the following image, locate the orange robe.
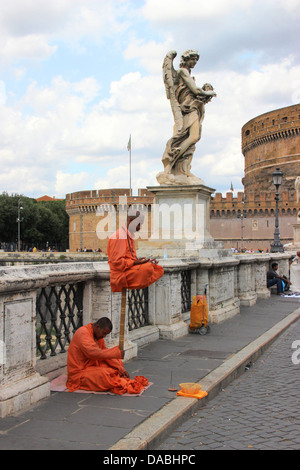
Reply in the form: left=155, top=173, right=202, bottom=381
left=66, top=323, right=148, bottom=394
left=107, top=225, right=164, bottom=292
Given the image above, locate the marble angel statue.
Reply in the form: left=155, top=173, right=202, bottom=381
left=156, top=50, right=216, bottom=185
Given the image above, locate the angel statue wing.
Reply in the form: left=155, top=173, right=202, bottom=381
left=162, top=51, right=183, bottom=133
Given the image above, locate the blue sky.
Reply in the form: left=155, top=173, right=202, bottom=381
left=0, top=0, right=299, bottom=199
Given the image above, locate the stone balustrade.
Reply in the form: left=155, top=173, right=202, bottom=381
left=0, top=252, right=293, bottom=418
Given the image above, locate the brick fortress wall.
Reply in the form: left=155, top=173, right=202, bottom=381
left=66, top=186, right=298, bottom=254
left=210, top=190, right=298, bottom=251
left=66, top=188, right=154, bottom=253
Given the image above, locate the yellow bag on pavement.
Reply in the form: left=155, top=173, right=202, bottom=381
left=189, top=294, right=209, bottom=331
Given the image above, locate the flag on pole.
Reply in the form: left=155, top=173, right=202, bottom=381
left=230, top=181, right=234, bottom=191
left=127, top=135, right=132, bottom=193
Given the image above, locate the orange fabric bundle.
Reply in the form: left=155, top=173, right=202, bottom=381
left=66, top=323, right=148, bottom=395
left=189, top=294, right=209, bottom=331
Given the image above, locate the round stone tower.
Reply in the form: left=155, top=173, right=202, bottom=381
left=241, top=103, right=300, bottom=197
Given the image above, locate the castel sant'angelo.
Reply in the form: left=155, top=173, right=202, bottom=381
left=66, top=103, right=300, bottom=253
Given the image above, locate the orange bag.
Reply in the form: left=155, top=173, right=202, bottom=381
left=189, top=294, right=209, bottom=331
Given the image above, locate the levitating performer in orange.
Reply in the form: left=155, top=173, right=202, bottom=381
left=66, top=317, right=148, bottom=394
left=107, top=210, right=164, bottom=292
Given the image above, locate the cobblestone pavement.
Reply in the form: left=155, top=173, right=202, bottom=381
left=157, top=319, right=300, bottom=451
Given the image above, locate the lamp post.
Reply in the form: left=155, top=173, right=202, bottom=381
left=237, top=209, right=247, bottom=252
left=270, top=168, right=284, bottom=253
left=16, top=198, right=23, bottom=252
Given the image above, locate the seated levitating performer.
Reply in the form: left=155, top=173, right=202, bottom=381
left=107, top=210, right=164, bottom=292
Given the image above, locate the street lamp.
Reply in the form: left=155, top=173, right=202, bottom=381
left=16, top=198, right=23, bottom=252
left=270, top=168, right=284, bottom=253
left=237, top=209, right=247, bottom=252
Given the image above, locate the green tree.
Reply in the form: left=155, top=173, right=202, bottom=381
left=36, top=200, right=69, bottom=250
left=0, top=193, right=69, bottom=251
left=0, top=193, right=19, bottom=242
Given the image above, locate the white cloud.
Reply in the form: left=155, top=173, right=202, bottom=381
left=0, top=1, right=74, bottom=36
left=55, top=170, right=90, bottom=197
left=0, top=81, right=6, bottom=105
left=139, top=0, right=300, bottom=73
left=94, top=160, right=158, bottom=194
left=124, top=37, right=174, bottom=74
left=0, top=0, right=130, bottom=64
left=72, top=77, right=101, bottom=102
left=1, top=35, right=57, bottom=62
left=0, top=166, right=49, bottom=195
left=99, top=71, right=166, bottom=114
left=275, top=0, right=300, bottom=12
left=62, top=2, right=127, bottom=44
left=142, top=0, right=255, bottom=21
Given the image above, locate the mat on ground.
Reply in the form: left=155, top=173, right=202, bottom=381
left=50, top=374, right=152, bottom=396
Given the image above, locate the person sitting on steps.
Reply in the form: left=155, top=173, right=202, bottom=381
left=267, top=262, right=292, bottom=295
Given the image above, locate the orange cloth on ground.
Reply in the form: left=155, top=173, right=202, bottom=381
left=177, top=390, right=208, bottom=400
left=66, top=323, right=148, bottom=394
left=107, top=225, right=164, bottom=292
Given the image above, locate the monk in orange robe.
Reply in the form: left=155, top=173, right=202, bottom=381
left=66, top=317, right=148, bottom=394
left=107, top=210, right=164, bottom=292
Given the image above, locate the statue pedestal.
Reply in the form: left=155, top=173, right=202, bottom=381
left=290, top=262, right=300, bottom=291
left=135, top=183, right=240, bottom=330
left=293, top=223, right=300, bottom=246
left=139, top=184, right=229, bottom=259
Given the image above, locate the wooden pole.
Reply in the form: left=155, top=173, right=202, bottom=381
left=119, top=288, right=127, bottom=351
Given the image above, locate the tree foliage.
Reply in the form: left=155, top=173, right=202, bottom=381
left=0, top=193, right=69, bottom=251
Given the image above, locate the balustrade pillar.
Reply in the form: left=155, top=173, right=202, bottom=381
left=0, top=281, right=50, bottom=418
left=154, top=260, right=190, bottom=339
left=207, top=258, right=240, bottom=323
left=236, top=256, right=257, bottom=306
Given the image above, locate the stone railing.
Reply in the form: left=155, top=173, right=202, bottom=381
left=0, top=252, right=293, bottom=417
left=0, top=251, right=108, bottom=266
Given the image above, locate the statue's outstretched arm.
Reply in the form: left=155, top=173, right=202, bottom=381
left=178, top=68, right=216, bottom=98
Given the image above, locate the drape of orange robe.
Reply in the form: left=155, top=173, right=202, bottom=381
left=107, top=225, right=164, bottom=292
left=66, top=323, right=148, bottom=394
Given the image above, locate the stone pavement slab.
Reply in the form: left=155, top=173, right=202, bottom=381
left=0, top=295, right=299, bottom=450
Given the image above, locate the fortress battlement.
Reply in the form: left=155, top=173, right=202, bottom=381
left=210, top=189, right=298, bottom=218
left=242, top=103, right=300, bottom=153
left=66, top=188, right=154, bottom=214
